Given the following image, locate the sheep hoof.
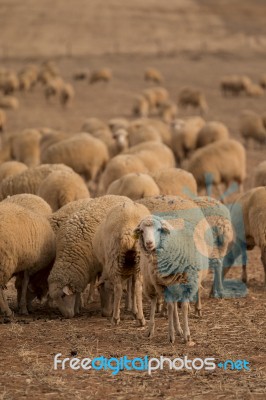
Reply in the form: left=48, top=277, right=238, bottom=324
left=145, top=329, right=154, bottom=338
left=137, top=317, right=146, bottom=327
left=111, top=317, right=120, bottom=326
left=209, top=290, right=224, bottom=299
left=195, top=309, right=202, bottom=318
left=176, top=328, right=183, bottom=336
left=18, top=307, right=29, bottom=315
left=169, top=334, right=175, bottom=344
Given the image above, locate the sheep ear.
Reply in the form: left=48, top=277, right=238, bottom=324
left=63, top=286, right=73, bottom=296
left=160, top=220, right=172, bottom=234
left=133, top=227, right=141, bottom=239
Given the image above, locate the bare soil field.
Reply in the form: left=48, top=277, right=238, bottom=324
left=0, top=1, right=266, bottom=399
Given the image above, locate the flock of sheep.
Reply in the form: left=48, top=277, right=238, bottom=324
left=0, top=61, right=265, bottom=345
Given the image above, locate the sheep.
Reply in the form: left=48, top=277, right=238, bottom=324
left=0, top=202, right=55, bottom=316
left=187, top=139, right=246, bottom=196
left=253, top=161, right=266, bottom=187
left=97, top=154, right=148, bottom=195
left=196, top=121, right=230, bottom=149
left=0, top=164, right=72, bottom=200
left=134, top=213, right=210, bottom=343
left=0, top=96, right=19, bottom=109
left=144, top=68, right=164, bottom=84
left=0, top=161, right=28, bottom=182
left=93, top=202, right=151, bottom=325
left=12, top=129, right=41, bottom=167
left=224, top=187, right=266, bottom=286
left=192, top=196, right=234, bottom=298
left=0, top=109, right=6, bottom=131
left=178, top=87, right=208, bottom=114
left=37, top=170, right=90, bottom=212
left=48, top=195, right=131, bottom=318
left=142, top=87, right=169, bottom=113
left=111, top=129, right=129, bottom=154
left=81, top=117, right=108, bottom=133
left=159, top=101, right=178, bottom=124
left=108, top=118, right=129, bottom=132
left=44, top=77, right=64, bottom=101
left=127, top=125, right=162, bottom=147
left=40, top=130, right=71, bottom=154
left=90, top=68, right=112, bottom=84
left=41, top=133, right=109, bottom=182
left=239, top=110, right=266, bottom=146
left=132, top=95, right=150, bottom=118
left=128, top=119, right=172, bottom=147
left=171, top=116, right=205, bottom=163
left=220, top=75, right=251, bottom=96
left=0, top=72, right=19, bottom=95
left=107, top=173, right=160, bottom=200
left=73, top=71, right=89, bottom=80
left=151, top=168, right=197, bottom=198
left=2, top=193, right=52, bottom=216
left=245, top=83, right=264, bottom=97
left=60, top=82, right=75, bottom=107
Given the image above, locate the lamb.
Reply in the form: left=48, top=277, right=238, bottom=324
left=107, top=173, right=160, bottom=200
left=0, top=109, right=6, bottom=131
left=0, top=96, right=19, bottom=109
left=90, top=68, right=112, bottom=84
left=144, top=68, right=164, bottom=84
left=171, top=116, right=205, bottom=163
left=151, top=168, right=197, bottom=198
left=93, top=202, right=151, bottom=325
left=2, top=193, right=52, bottom=216
left=12, top=129, right=41, bottom=167
left=48, top=195, right=131, bottom=318
left=0, top=202, right=55, bottom=316
left=187, top=139, right=246, bottom=196
left=224, top=187, right=266, bottom=285
left=0, top=161, right=28, bottom=182
left=0, top=164, right=72, bottom=200
left=192, top=196, right=234, bottom=298
left=253, top=161, right=266, bottom=187
left=37, top=170, right=90, bottom=212
left=239, top=110, right=266, bottom=146
left=134, top=213, right=210, bottom=343
left=41, top=133, right=109, bottom=182
left=220, top=75, right=251, bottom=96
left=196, top=121, right=230, bottom=149
left=178, top=87, right=208, bottom=114
left=60, top=82, right=75, bottom=107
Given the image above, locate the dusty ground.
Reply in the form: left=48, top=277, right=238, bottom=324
left=0, top=1, right=266, bottom=399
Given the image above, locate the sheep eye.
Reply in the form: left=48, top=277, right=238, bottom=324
left=62, top=293, right=66, bottom=298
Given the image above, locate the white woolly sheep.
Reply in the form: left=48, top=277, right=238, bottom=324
left=60, top=82, right=75, bottom=107
left=134, top=213, right=210, bottom=343
left=0, top=72, right=19, bottom=95
left=132, top=95, right=150, bottom=118
left=245, top=83, right=264, bottom=97
left=48, top=195, right=131, bottom=318
left=144, top=68, right=164, bottom=84
left=0, top=163, right=72, bottom=200
left=93, top=202, right=151, bottom=325
left=41, top=133, right=109, bottom=181
left=159, top=101, right=178, bottom=124
left=253, top=161, right=266, bottom=187
left=37, top=170, right=90, bottom=212
left=196, top=121, right=230, bottom=149
left=2, top=193, right=52, bottom=216
left=220, top=75, right=251, bottom=96
left=0, top=203, right=55, bottom=316
left=44, top=77, right=64, bottom=101
left=39, top=130, right=71, bottom=154
left=0, top=96, right=19, bottom=109
left=0, top=109, right=6, bottom=131
left=12, top=129, right=41, bottom=167
left=178, top=87, right=208, bottom=114
left=151, top=168, right=197, bottom=198
left=0, top=161, right=28, bottom=181
left=187, top=139, right=246, bottom=196
left=107, top=173, right=160, bottom=200
left=239, top=110, right=266, bottom=146
left=73, top=71, right=89, bottom=80
left=127, top=125, right=162, bottom=147
left=108, top=118, right=129, bottom=132
left=128, top=118, right=172, bottom=146
left=81, top=117, right=108, bottom=133
left=171, top=116, right=205, bottom=163
left=90, top=68, right=112, bottom=84
left=224, top=187, right=266, bottom=285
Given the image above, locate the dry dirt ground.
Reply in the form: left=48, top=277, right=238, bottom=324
left=0, top=1, right=266, bottom=399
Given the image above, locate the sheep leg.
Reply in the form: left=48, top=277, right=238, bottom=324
left=88, top=279, right=96, bottom=303
left=182, top=301, right=191, bottom=343
left=173, top=302, right=183, bottom=336
left=168, top=302, right=175, bottom=343
left=0, top=286, right=12, bottom=317
left=146, top=297, right=157, bottom=338
left=19, top=270, right=30, bottom=315
left=195, top=286, right=202, bottom=316
left=261, top=247, right=266, bottom=287
left=111, top=280, right=123, bottom=325
left=241, top=264, right=247, bottom=284
left=156, top=295, right=164, bottom=313
left=210, top=259, right=224, bottom=298
left=74, top=293, right=81, bottom=315
left=134, top=275, right=145, bottom=327
left=125, top=276, right=132, bottom=312
left=131, top=276, right=138, bottom=316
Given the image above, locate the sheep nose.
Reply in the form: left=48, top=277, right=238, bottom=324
left=146, top=240, right=154, bottom=248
